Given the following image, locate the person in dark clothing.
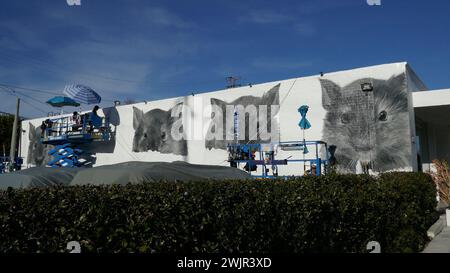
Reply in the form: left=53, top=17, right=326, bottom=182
left=72, top=111, right=82, bottom=132
left=40, top=121, right=47, bottom=135
left=42, top=119, right=53, bottom=137
left=89, top=105, right=101, bottom=132
left=93, top=105, right=99, bottom=115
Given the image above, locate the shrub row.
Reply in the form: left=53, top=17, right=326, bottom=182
left=0, top=172, right=438, bottom=253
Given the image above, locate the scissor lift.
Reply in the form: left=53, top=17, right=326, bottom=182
left=227, top=140, right=330, bottom=178
left=40, top=113, right=113, bottom=168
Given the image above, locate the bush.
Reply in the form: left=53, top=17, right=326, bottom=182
left=0, top=172, right=438, bottom=253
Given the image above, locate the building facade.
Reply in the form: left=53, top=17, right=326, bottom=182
left=20, top=62, right=450, bottom=175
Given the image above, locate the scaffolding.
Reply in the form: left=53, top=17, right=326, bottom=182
left=227, top=140, right=330, bottom=178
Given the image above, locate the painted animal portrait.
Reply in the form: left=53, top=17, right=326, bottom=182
left=27, top=123, right=52, bottom=167
left=132, top=104, right=187, bottom=156
left=205, top=84, right=280, bottom=150
left=320, top=74, right=411, bottom=173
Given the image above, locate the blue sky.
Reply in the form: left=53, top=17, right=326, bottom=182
left=1, top=0, right=450, bottom=118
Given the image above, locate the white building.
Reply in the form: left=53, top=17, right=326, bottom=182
left=20, top=62, right=450, bottom=175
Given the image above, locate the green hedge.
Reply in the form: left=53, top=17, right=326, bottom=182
left=0, top=172, right=438, bottom=253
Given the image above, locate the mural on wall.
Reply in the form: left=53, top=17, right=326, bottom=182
left=132, top=103, right=187, bottom=156
left=205, top=84, right=281, bottom=150
left=27, top=123, right=52, bottom=167
left=320, top=74, right=410, bottom=173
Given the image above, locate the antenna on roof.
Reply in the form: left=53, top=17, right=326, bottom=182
left=226, top=76, right=241, bottom=89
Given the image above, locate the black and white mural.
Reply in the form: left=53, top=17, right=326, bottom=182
left=21, top=63, right=418, bottom=174
left=205, top=84, right=280, bottom=150
left=132, top=103, right=187, bottom=156
left=27, top=123, right=52, bottom=167
left=320, top=74, right=411, bottom=173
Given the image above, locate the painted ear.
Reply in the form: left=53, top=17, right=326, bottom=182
left=320, top=79, right=341, bottom=110
left=262, top=84, right=281, bottom=105
left=376, top=73, right=408, bottom=111
left=210, top=98, right=226, bottom=109
left=29, top=123, right=36, bottom=141
left=386, top=73, right=406, bottom=94
left=133, top=107, right=144, bottom=130
left=171, top=103, right=184, bottom=119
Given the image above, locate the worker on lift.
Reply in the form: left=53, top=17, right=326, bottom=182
left=243, top=146, right=257, bottom=172
left=264, top=151, right=278, bottom=177
left=71, top=111, right=82, bottom=132
left=88, top=105, right=102, bottom=133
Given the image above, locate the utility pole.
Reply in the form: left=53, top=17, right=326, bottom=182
left=9, top=98, right=20, bottom=172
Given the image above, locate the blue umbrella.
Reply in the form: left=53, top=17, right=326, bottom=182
left=63, top=84, right=101, bottom=105
left=46, top=96, right=80, bottom=107
left=298, top=105, right=311, bottom=154
left=298, top=105, right=311, bottom=130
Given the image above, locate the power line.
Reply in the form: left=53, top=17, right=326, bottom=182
left=0, top=83, right=60, bottom=95
left=13, top=90, right=49, bottom=107
left=0, top=86, right=50, bottom=107
left=0, top=52, right=139, bottom=83
left=1, top=88, right=48, bottom=115
left=0, top=82, right=117, bottom=103
left=20, top=99, right=48, bottom=115
left=0, top=52, right=231, bottom=88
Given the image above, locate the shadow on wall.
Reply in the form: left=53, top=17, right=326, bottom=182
left=132, top=103, right=187, bottom=156
left=320, top=74, right=410, bottom=173
left=103, top=107, right=120, bottom=127
left=205, top=84, right=281, bottom=150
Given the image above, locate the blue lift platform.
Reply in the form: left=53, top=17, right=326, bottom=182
left=227, top=140, right=330, bottom=178
left=40, top=113, right=113, bottom=168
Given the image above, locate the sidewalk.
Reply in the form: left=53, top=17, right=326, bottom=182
left=423, top=211, right=450, bottom=253
left=423, top=227, right=450, bottom=253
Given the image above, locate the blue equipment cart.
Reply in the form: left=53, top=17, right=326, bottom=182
left=227, top=140, right=330, bottom=178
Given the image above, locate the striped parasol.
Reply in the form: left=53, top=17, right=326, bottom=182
left=63, top=84, right=101, bottom=105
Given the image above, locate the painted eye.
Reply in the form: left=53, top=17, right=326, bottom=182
left=340, top=113, right=350, bottom=124
left=161, top=132, right=167, bottom=140
left=143, top=133, right=147, bottom=138
left=378, top=111, right=388, bottom=121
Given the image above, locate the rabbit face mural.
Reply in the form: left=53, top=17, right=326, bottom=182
left=27, top=123, right=52, bottom=166
left=132, top=103, right=187, bottom=156
left=206, top=84, right=280, bottom=150
left=320, top=74, right=411, bottom=173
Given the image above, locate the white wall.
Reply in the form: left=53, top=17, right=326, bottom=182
left=21, top=62, right=417, bottom=175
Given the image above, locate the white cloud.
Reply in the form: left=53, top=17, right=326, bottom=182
left=238, top=9, right=315, bottom=36
left=240, top=10, right=294, bottom=24
left=138, top=7, right=196, bottom=29
left=294, top=23, right=316, bottom=36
